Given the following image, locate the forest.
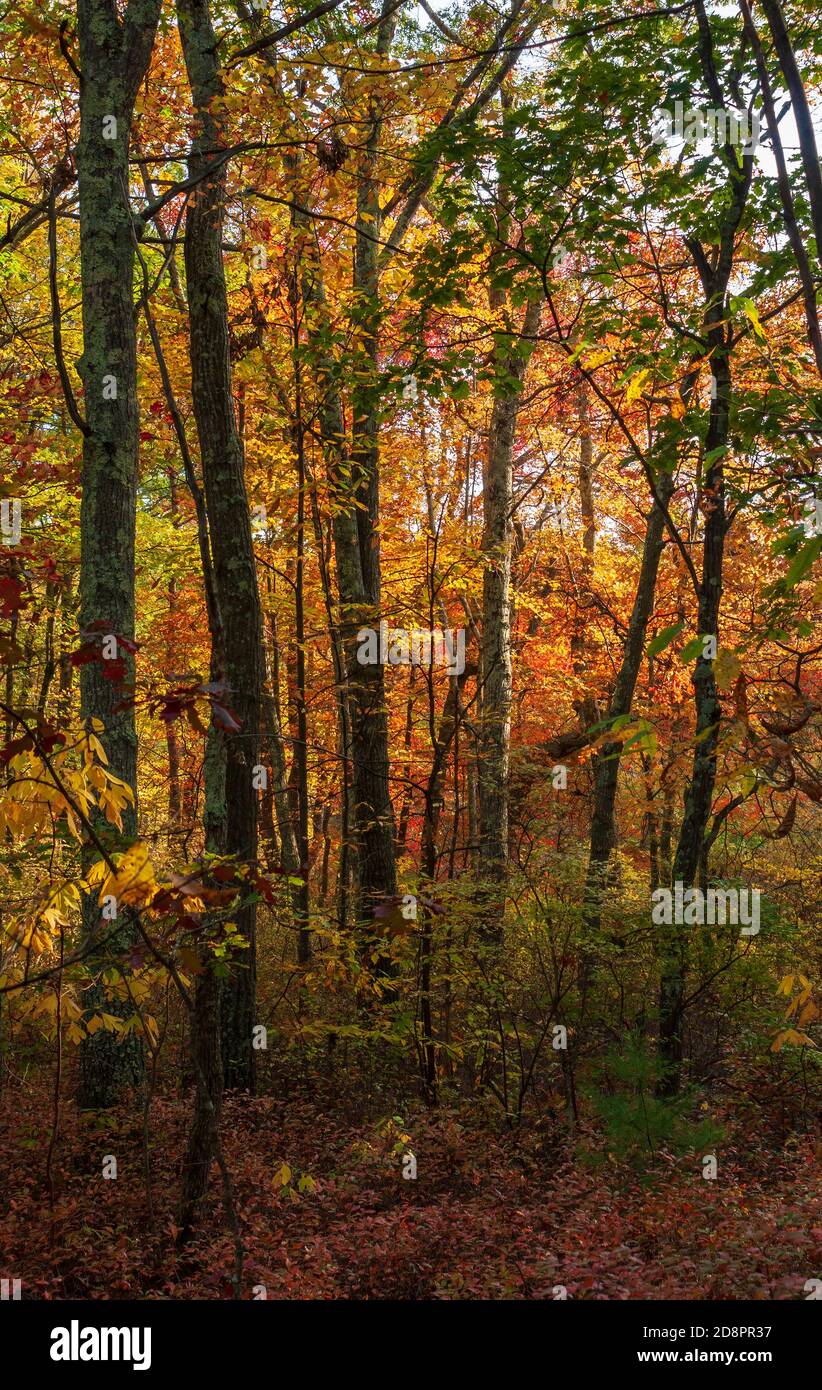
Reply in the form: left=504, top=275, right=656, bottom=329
left=0, top=0, right=821, bottom=1309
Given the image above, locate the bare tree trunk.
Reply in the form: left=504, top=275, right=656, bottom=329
left=738, top=1, right=822, bottom=371
left=758, top=0, right=822, bottom=260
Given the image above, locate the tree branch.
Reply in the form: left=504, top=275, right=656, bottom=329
left=47, top=188, right=88, bottom=437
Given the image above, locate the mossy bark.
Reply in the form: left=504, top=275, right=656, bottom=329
left=341, top=0, right=398, bottom=920
left=178, top=0, right=263, bottom=1092
left=76, top=0, right=162, bottom=1109
left=292, top=8, right=399, bottom=926
left=657, top=17, right=754, bottom=1091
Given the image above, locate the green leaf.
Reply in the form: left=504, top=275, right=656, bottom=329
left=741, top=297, right=767, bottom=342
left=783, top=534, right=822, bottom=591
left=679, top=637, right=705, bottom=663
left=647, top=621, right=683, bottom=659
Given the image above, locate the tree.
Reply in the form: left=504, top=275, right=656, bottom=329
left=177, top=0, right=264, bottom=1093
left=75, top=0, right=163, bottom=1110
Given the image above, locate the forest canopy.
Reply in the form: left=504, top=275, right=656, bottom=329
left=0, top=0, right=821, bottom=1305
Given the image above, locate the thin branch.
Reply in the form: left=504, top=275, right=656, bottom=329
left=58, top=20, right=82, bottom=86
left=230, top=0, right=348, bottom=63
left=47, top=188, right=88, bottom=437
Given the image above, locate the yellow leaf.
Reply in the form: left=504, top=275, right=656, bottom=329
left=773, top=1027, right=816, bottom=1051
left=88, top=734, right=109, bottom=765
left=581, top=348, right=611, bottom=371
left=713, top=648, right=742, bottom=692
left=625, top=368, right=651, bottom=404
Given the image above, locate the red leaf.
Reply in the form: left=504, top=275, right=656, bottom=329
left=0, top=574, right=26, bottom=616
left=102, top=658, right=127, bottom=683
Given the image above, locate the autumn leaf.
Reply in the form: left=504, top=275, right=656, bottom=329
left=713, top=648, right=742, bottom=691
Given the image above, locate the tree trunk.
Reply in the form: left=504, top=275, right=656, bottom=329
left=758, top=0, right=822, bottom=260
left=657, top=1, right=753, bottom=1093
left=177, top=724, right=227, bottom=1236
left=583, top=471, right=676, bottom=945
left=166, top=472, right=183, bottom=832
left=658, top=346, right=730, bottom=1095
left=344, top=0, right=399, bottom=920
left=76, top=0, right=162, bottom=1109
left=419, top=666, right=470, bottom=1099
left=739, top=0, right=822, bottom=371
left=294, top=8, right=399, bottom=925
left=477, top=296, right=541, bottom=914
left=570, top=378, right=599, bottom=729
left=261, top=602, right=299, bottom=881
left=291, top=289, right=312, bottom=964
left=178, top=0, right=264, bottom=1092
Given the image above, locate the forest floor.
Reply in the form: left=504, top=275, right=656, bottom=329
left=1, top=1072, right=820, bottom=1300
